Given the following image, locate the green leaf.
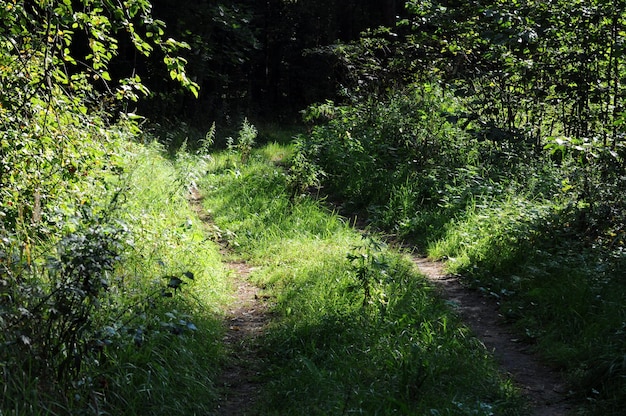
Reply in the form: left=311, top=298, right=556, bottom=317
left=167, top=276, right=184, bottom=289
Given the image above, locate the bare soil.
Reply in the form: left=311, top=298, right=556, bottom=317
left=411, top=256, right=576, bottom=416
left=188, top=188, right=270, bottom=416
left=216, top=259, right=269, bottom=416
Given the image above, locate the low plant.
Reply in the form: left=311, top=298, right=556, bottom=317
left=198, top=121, right=217, bottom=155
left=347, top=236, right=389, bottom=308
left=227, top=118, right=258, bottom=163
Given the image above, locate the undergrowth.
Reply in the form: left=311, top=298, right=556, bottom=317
left=296, top=83, right=626, bottom=415
left=97, top=141, right=229, bottom=415
left=1, top=133, right=229, bottom=414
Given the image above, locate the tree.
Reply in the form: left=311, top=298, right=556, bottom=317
left=133, top=0, right=402, bottom=124
left=0, top=0, right=197, bottom=233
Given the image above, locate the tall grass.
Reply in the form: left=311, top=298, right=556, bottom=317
left=0, top=136, right=231, bottom=414
left=98, top=140, right=230, bottom=415
left=198, top=144, right=527, bottom=415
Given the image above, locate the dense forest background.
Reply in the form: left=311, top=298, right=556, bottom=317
left=132, top=0, right=626, bottom=143
left=1, top=0, right=626, bottom=414
left=127, top=0, right=402, bottom=124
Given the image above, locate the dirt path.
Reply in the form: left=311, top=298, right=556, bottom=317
left=411, top=256, right=575, bottom=416
left=188, top=188, right=269, bottom=416
left=190, top=186, right=576, bottom=415
left=216, top=259, right=269, bottom=416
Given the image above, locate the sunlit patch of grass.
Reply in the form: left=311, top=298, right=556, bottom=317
left=428, top=195, right=553, bottom=273
left=199, top=142, right=528, bottom=415
left=257, top=141, right=295, bottom=165
left=0, top=137, right=232, bottom=414
left=97, top=141, right=229, bottom=414
left=252, top=239, right=525, bottom=415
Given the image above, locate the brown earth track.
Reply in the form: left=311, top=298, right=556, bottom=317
left=188, top=187, right=269, bottom=416
left=411, top=256, right=576, bottom=416
left=216, top=260, right=269, bottom=416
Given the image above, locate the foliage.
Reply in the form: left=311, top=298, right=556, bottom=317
left=0, top=0, right=198, bottom=246
left=325, top=0, right=626, bottom=155
left=0, top=3, right=221, bottom=411
left=135, top=0, right=404, bottom=124
left=230, top=117, right=257, bottom=164
left=96, top=142, right=227, bottom=415
left=138, top=0, right=257, bottom=119
left=0, top=135, right=229, bottom=413
left=298, top=84, right=545, bottom=245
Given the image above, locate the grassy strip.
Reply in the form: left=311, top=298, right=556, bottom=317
left=428, top=194, right=626, bottom=414
left=199, top=145, right=527, bottom=415
left=96, top=141, right=231, bottom=415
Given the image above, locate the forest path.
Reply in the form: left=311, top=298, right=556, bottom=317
left=411, top=256, right=575, bottom=416
left=190, top=181, right=575, bottom=415
left=188, top=188, right=269, bottom=416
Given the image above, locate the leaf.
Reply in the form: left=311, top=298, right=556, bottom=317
left=167, top=276, right=184, bottom=289
left=20, top=335, right=31, bottom=346
left=189, top=84, right=199, bottom=99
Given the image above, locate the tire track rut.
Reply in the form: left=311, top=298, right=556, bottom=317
left=412, top=256, right=575, bottom=416
left=188, top=187, right=269, bottom=416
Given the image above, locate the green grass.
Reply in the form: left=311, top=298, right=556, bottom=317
left=287, top=81, right=626, bottom=414
left=0, top=131, right=234, bottom=414
left=426, top=190, right=626, bottom=415
left=98, top=140, right=230, bottom=415
left=198, top=144, right=528, bottom=415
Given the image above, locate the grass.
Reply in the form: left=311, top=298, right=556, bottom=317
left=425, top=189, right=626, bottom=415
left=198, top=144, right=528, bottom=415
left=0, top=130, right=234, bottom=414
left=97, top=140, right=230, bottom=415
left=287, top=82, right=626, bottom=414
left=14, top=119, right=622, bottom=414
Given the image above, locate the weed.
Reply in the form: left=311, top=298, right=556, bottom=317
left=347, top=236, right=389, bottom=308
left=229, top=117, right=257, bottom=164
left=198, top=121, right=217, bottom=155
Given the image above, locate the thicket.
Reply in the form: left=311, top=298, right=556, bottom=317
left=130, top=0, right=403, bottom=124
left=296, top=1, right=626, bottom=414
left=0, top=1, right=227, bottom=413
